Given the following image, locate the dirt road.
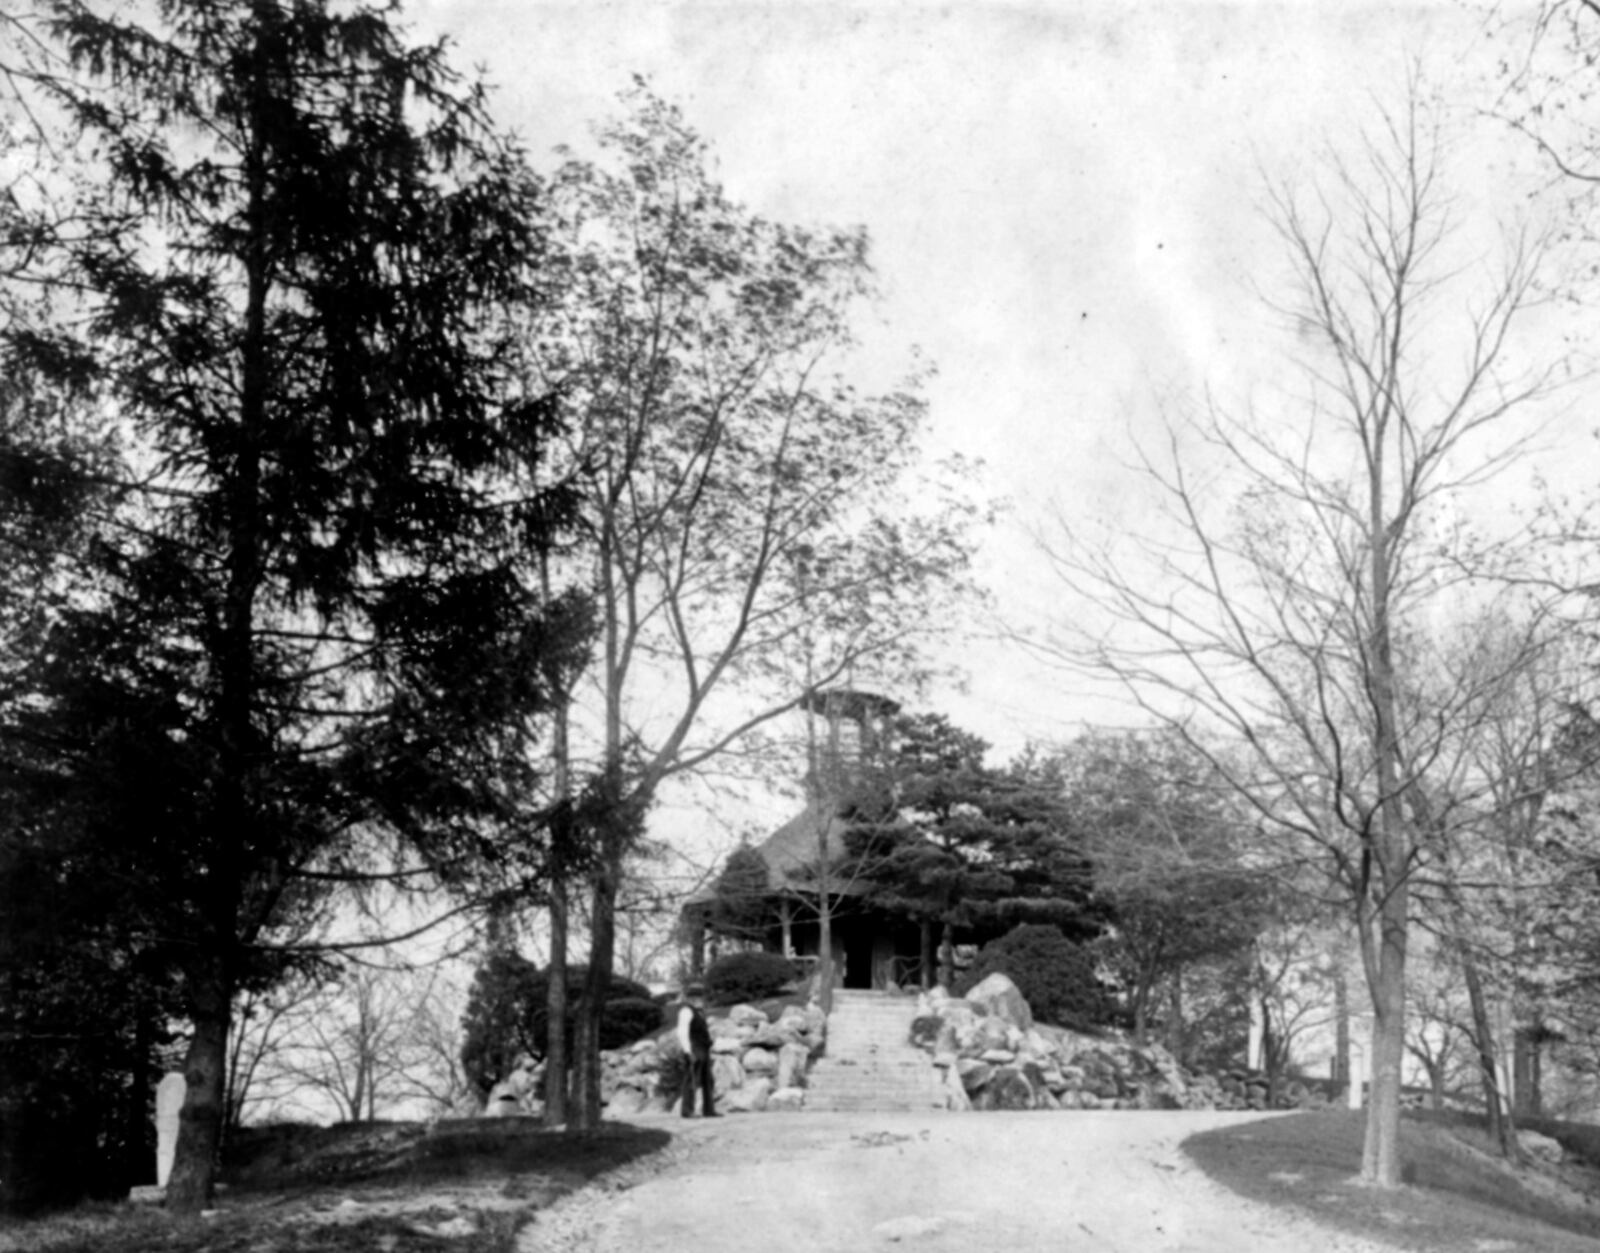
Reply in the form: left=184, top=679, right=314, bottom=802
left=525, top=1109, right=1399, bottom=1253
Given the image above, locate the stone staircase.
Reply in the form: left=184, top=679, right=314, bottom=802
left=805, top=989, right=944, bottom=1113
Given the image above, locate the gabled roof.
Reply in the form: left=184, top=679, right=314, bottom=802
left=754, top=802, right=854, bottom=890
left=683, top=800, right=865, bottom=909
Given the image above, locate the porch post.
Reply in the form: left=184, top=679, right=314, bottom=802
left=780, top=899, right=794, bottom=959
left=690, top=916, right=706, bottom=978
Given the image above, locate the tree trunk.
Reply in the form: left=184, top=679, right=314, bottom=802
left=1428, top=1061, right=1444, bottom=1111
left=543, top=619, right=572, bottom=1128
left=170, top=2, right=269, bottom=1211
left=937, top=921, right=955, bottom=989
left=1164, top=967, right=1184, bottom=1061
left=813, top=781, right=835, bottom=1010
left=1260, top=995, right=1277, bottom=1102
left=1513, top=1029, right=1542, bottom=1122
left=572, top=845, right=618, bottom=1130
left=816, top=883, right=835, bottom=1011
left=1358, top=405, right=1411, bottom=1189
left=1459, top=943, right=1515, bottom=1157
left=166, top=964, right=230, bottom=1212
left=919, top=919, right=933, bottom=991
left=544, top=873, right=569, bottom=1126
left=571, top=513, right=627, bottom=1133
left=1360, top=892, right=1409, bottom=1187
left=1334, top=963, right=1350, bottom=1098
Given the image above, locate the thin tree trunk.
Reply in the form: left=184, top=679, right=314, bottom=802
left=1164, top=967, right=1184, bottom=1061
left=1512, top=1028, right=1542, bottom=1121
left=543, top=555, right=571, bottom=1127
left=1359, top=380, right=1411, bottom=1188
left=545, top=874, right=569, bottom=1126
left=816, top=822, right=835, bottom=1009
left=1360, top=894, right=1409, bottom=1187
left=574, top=839, right=618, bottom=1130
left=1426, top=1058, right=1444, bottom=1111
left=919, top=919, right=933, bottom=991
left=570, top=494, right=627, bottom=1132
left=1334, top=963, right=1350, bottom=1098
left=1459, top=942, right=1515, bottom=1157
left=803, top=681, right=835, bottom=1011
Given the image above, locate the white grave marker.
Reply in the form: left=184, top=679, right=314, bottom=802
left=155, top=1071, right=186, bottom=1187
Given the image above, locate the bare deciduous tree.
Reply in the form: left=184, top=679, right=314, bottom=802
left=528, top=89, right=985, bottom=1128
left=1025, top=97, right=1562, bottom=1186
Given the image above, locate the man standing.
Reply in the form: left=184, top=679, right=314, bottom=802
left=676, top=988, right=718, bottom=1117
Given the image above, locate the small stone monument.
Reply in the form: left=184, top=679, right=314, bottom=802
left=155, top=1072, right=186, bottom=1187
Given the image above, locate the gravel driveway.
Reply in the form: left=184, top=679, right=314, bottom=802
left=524, top=1109, right=1402, bottom=1253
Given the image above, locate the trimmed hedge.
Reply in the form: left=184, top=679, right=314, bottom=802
left=703, top=950, right=798, bottom=1005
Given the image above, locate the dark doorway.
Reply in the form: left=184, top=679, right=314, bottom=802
left=844, top=930, right=873, bottom=989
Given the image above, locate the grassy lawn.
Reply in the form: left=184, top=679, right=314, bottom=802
left=0, top=1119, right=672, bottom=1253
left=1186, top=1109, right=1600, bottom=1252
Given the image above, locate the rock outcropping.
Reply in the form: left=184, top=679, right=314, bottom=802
left=600, top=1000, right=827, bottom=1115
left=491, top=975, right=1338, bottom=1117
left=911, top=978, right=1336, bottom=1113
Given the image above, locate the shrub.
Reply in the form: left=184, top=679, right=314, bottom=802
left=600, top=997, right=670, bottom=1051
left=703, top=950, right=798, bottom=1005
left=909, top=1015, right=943, bottom=1049
left=955, top=924, right=1113, bottom=1029
left=707, top=845, right=772, bottom=942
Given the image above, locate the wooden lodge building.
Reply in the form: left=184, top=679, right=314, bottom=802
left=681, top=689, right=975, bottom=993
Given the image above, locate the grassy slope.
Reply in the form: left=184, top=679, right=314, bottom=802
left=0, top=1120, right=672, bottom=1253
left=1186, top=1109, right=1600, bottom=1252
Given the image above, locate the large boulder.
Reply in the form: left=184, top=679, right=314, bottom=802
left=748, top=1022, right=794, bottom=1049
left=773, top=1004, right=818, bottom=1046
left=712, top=1053, right=745, bottom=1093
left=768, top=1086, right=805, bottom=1111
left=723, top=1077, right=774, bottom=1113
left=943, top=1067, right=972, bottom=1111
left=605, top=1086, right=651, bottom=1117
left=957, top=1059, right=994, bottom=1093
left=977, top=1066, right=1035, bottom=1111
left=776, top=1041, right=811, bottom=1089
left=941, top=1005, right=984, bottom=1051
left=962, top=973, right=1034, bottom=1031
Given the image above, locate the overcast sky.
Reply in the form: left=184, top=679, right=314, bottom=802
left=405, top=1, right=1581, bottom=764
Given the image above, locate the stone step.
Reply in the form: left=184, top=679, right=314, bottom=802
left=809, top=1080, right=940, bottom=1097
left=803, top=993, right=941, bottom=1113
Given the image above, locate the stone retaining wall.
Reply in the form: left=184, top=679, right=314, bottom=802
left=912, top=976, right=1337, bottom=1113
left=599, top=1000, right=827, bottom=1116
left=485, top=977, right=1339, bottom=1116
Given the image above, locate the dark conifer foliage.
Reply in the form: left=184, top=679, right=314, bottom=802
left=843, top=713, right=1107, bottom=988
left=0, top=1, right=586, bottom=1211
